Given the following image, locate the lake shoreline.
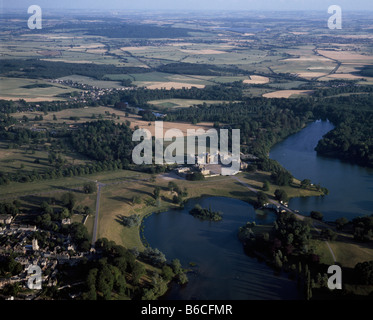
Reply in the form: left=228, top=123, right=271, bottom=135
left=142, top=196, right=303, bottom=300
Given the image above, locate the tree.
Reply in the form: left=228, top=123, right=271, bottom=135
left=122, top=214, right=141, bottom=227
left=60, top=208, right=70, bottom=219
left=271, top=170, right=292, bottom=186
left=354, top=260, right=373, bottom=285
left=113, top=257, right=128, bottom=273
left=82, top=286, right=97, bottom=300
left=262, top=180, right=270, bottom=191
left=40, top=201, right=53, bottom=215
left=310, top=211, right=323, bottom=221
left=61, top=192, right=76, bottom=211
left=153, top=186, right=161, bottom=199
left=141, top=288, right=156, bottom=300
left=86, top=268, right=98, bottom=288
left=321, top=228, right=337, bottom=241
left=97, top=265, right=114, bottom=300
left=335, top=217, right=349, bottom=230
left=171, top=259, right=182, bottom=275
left=287, top=233, right=294, bottom=245
left=177, top=272, right=188, bottom=285
left=5, top=257, right=23, bottom=276
left=83, top=182, right=97, bottom=194
left=186, top=172, right=205, bottom=181
left=132, top=196, right=141, bottom=205
left=3, top=283, right=20, bottom=297
left=274, top=189, right=288, bottom=203
left=161, top=265, right=174, bottom=281
left=132, top=262, right=146, bottom=285
left=168, top=181, right=178, bottom=193
left=300, top=179, right=311, bottom=189
left=352, top=216, right=373, bottom=242
left=69, top=222, right=89, bottom=249
left=83, top=206, right=93, bottom=215
left=256, top=191, right=268, bottom=207
left=172, top=194, right=183, bottom=205
left=274, top=252, right=283, bottom=270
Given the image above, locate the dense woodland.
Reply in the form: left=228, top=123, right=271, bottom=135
left=70, top=120, right=134, bottom=163
left=359, top=65, right=373, bottom=77
left=113, top=84, right=243, bottom=106
left=314, top=94, right=373, bottom=167
left=0, top=59, right=150, bottom=80
left=157, top=88, right=373, bottom=167
left=164, top=97, right=312, bottom=157
left=156, top=62, right=248, bottom=76
left=238, top=209, right=373, bottom=298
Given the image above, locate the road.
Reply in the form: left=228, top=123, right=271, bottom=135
left=1, top=171, right=337, bottom=262
left=231, top=175, right=297, bottom=215
left=91, top=182, right=105, bottom=246
left=89, top=175, right=151, bottom=247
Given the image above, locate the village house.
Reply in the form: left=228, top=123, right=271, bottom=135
left=0, top=214, right=13, bottom=225
left=174, top=166, right=191, bottom=177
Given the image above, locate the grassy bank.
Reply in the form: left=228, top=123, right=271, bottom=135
left=96, top=170, right=323, bottom=252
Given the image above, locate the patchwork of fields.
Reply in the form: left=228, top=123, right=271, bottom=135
left=1, top=13, right=373, bottom=297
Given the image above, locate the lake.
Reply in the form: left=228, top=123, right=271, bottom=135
left=143, top=196, right=300, bottom=300
left=143, top=120, right=373, bottom=299
left=270, top=120, right=373, bottom=222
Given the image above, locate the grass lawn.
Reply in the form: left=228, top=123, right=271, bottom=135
left=309, top=239, right=336, bottom=266
left=0, top=169, right=149, bottom=199
left=95, top=170, right=321, bottom=251
left=309, top=231, right=373, bottom=268
left=96, top=173, right=258, bottom=250
left=238, top=171, right=322, bottom=200
left=328, top=237, right=373, bottom=268
left=0, top=142, right=90, bottom=175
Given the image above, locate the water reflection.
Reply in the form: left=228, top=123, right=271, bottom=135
left=270, top=120, right=373, bottom=221
left=144, top=196, right=301, bottom=300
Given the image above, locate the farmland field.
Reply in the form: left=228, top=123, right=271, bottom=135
left=1, top=8, right=373, bottom=302
left=0, top=77, right=75, bottom=101
left=262, top=90, right=314, bottom=98
left=148, top=98, right=234, bottom=109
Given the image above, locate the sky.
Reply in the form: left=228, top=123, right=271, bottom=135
left=1, top=0, right=373, bottom=12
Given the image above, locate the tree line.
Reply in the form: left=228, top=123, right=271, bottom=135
left=0, top=59, right=150, bottom=80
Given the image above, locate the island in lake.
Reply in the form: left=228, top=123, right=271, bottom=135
left=189, top=204, right=223, bottom=221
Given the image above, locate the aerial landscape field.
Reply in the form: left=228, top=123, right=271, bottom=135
left=0, top=0, right=373, bottom=307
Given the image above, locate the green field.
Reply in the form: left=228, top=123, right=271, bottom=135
left=0, top=169, right=148, bottom=199
left=0, top=141, right=90, bottom=175
left=95, top=170, right=324, bottom=251
left=0, top=77, right=75, bottom=101
left=11, top=105, right=128, bottom=124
